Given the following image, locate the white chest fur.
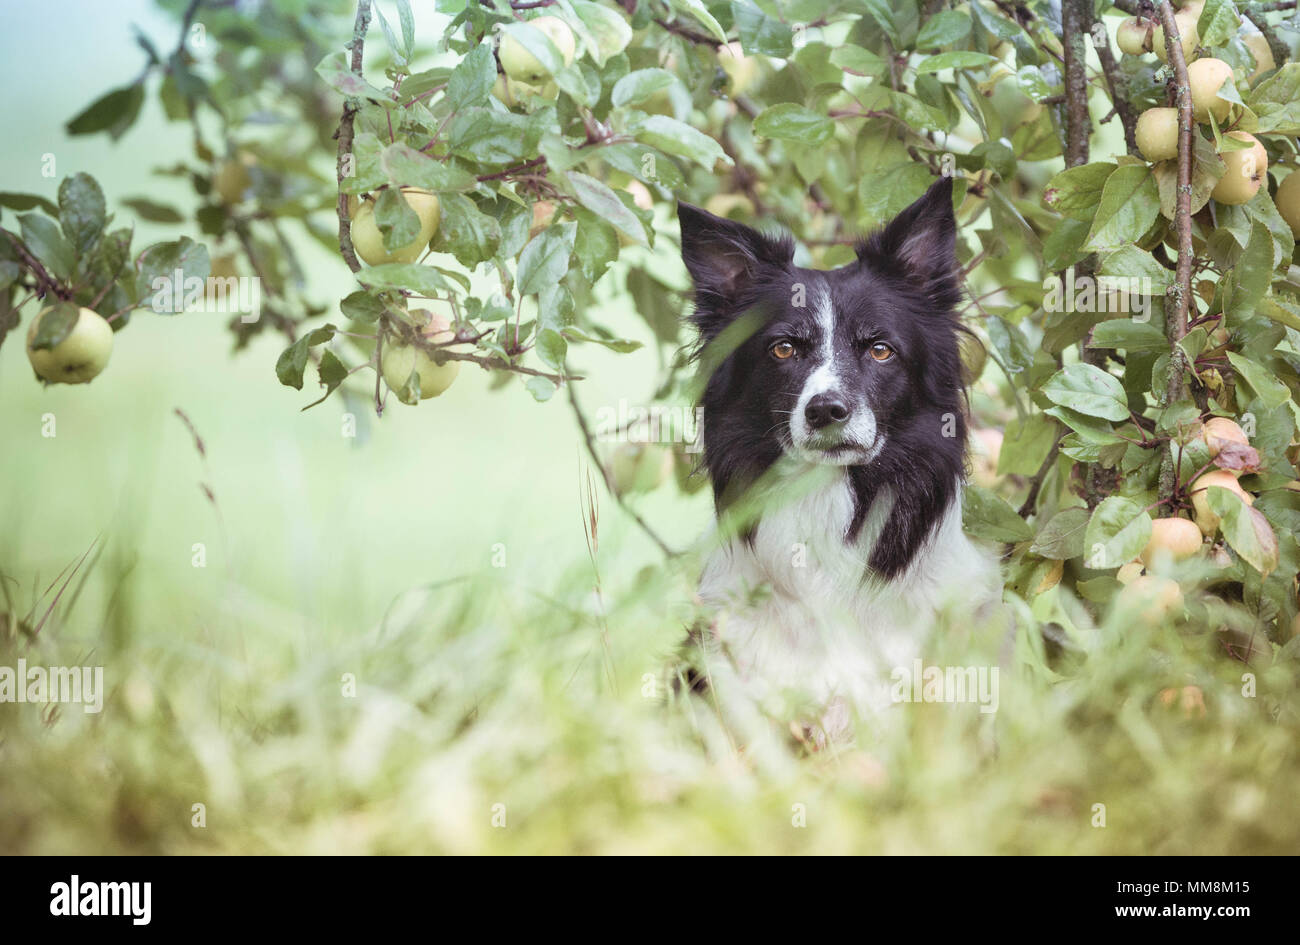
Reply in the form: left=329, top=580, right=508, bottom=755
left=697, top=467, right=1002, bottom=723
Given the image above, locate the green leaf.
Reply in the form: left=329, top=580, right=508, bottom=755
left=916, top=9, right=972, bottom=48
left=828, top=44, right=885, bottom=75
left=629, top=114, right=730, bottom=170
left=1030, top=507, right=1091, bottom=560
left=1225, top=218, right=1275, bottom=323
left=1044, top=162, right=1115, bottom=222
left=731, top=1, right=793, bottom=56
left=445, top=44, right=496, bottom=111
left=998, top=413, right=1058, bottom=476
left=1226, top=352, right=1292, bottom=409
left=535, top=327, right=568, bottom=371
left=379, top=142, right=476, bottom=193
left=120, top=198, right=184, bottom=223
left=572, top=1, right=633, bottom=65
left=517, top=222, right=576, bottom=296
left=1088, top=319, right=1168, bottom=352
left=1084, top=165, right=1160, bottom=251
left=374, top=187, right=421, bottom=251
left=1084, top=497, right=1152, bottom=570
left=572, top=209, right=619, bottom=283
left=561, top=326, right=643, bottom=353
left=314, top=52, right=391, bottom=101
left=611, top=69, right=676, bottom=108
left=566, top=171, right=646, bottom=246
left=447, top=108, right=546, bottom=166
left=1043, top=406, right=1125, bottom=445
left=962, top=485, right=1033, bottom=543
left=302, top=349, right=350, bottom=411
left=340, top=290, right=386, bottom=323
left=914, top=52, right=1000, bottom=74
left=356, top=263, right=449, bottom=296
left=0, top=192, right=58, bottom=215
left=18, top=213, right=75, bottom=280
left=57, top=173, right=106, bottom=257
left=28, top=301, right=81, bottom=351
left=1041, top=363, right=1130, bottom=422
left=1246, top=62, right=1300, bottom=134
left=669, top=0, right=728, bottom=44
left=431, top=193, right=500, bottom=268
left=1197, top=0, right=1241, bottom=48
left=1208, top=487, right=1278, bottom=575
left=65, top=83, right=145, bottom=139
left=753, top=104, right=834, bottom=147
left=276, top=325, right=337, bottom=390
left=396, top=0, right=415, bottom=57
left=525, top=375, right=559, bottom=402
left=136, top=237, right=210, bottom=311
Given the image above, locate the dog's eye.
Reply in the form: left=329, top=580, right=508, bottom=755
left=869, top=342, right=894, bottom=362
left=770, top=341, right=796, bottom=360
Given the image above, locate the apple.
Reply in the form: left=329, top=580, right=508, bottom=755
left=530, top=200, right=557, bottom=238
left=351, top=187, right=441, bottom=265
left=1135, top=108, right=1180, bottom=162
left=381, top=310, right=461, bottom=401
left=1243, top=31, right=1275, bottom=83
left=1120, top=574, right=1184, bottom=623
left=1201, top=416, right=1249, bottom=457
left=1275, top=171, right=1300, bottom=239
left=1117, top=561, right=1145, bottom=585
left=1153, top=12, right=1199, bottom=64
left=1211, top=132, right=1267, bottom=205
left=209, top=254, right=239, bottom=280
left=1190, top=468, right=1254, bottom=536
left=608, top=443, right=673, bottom=495
left=498, top=16, right=575, bottom=84
left=718, top=41, right=759, bottom=96
left=27, top=305, right=114, bottom=384
left=491, top=73, right=557, bottom=108
left=958, top=331, right=988, bottom=384
left=1188, top=58, right=1234, bottom=124
left=214, top=150, right=255, bottom=204
left=1139, top=517, right=1203, bottom=567
left=1116, top=18, right=1151, bottom=56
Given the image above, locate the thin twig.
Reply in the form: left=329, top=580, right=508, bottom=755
left=335, top=0, right=372, bottom=276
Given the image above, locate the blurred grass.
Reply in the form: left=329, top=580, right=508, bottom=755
left=3, top=2, right=1300, bottom=855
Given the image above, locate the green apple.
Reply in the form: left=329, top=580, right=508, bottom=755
left=213, top=150, right=256, bottom=204
left=350, top=187, right=441, bottom=265
left=381, top=311, right=461, bottom=401
left=1136, top=107, right=1180, bottom=162
left=27, top=305, right=114, bottom=384
left=1153, top=12, right=1199, bottom=64
left=1116, top=18, right=1151, bottom=56
left=1190, top=469, right=1254, bottom=536
left=1188, top=57, right=1234, bottom=124
left=498, top=15, right=575, bottom=84
left=491, top=73, right=557, bottom=108
left=1275, top=170, right=1300, bottom=238
left=1211, top=131, right=1267, bottom=205
left=718, top=41, right=759, bottom=96
left=608, top=443, right=673, bottom=495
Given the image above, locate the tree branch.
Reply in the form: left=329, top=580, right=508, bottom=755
left=1062, top=0, right=1092, bottom=168
left=1092, top=24, right=1139, bottom=154
left=335, top=0, right=372, bottom=276
left=1243, top=8, right=1291, bottom=73
left=2, top=229, right=69, bottom=301
left=1156, top=0, right=1196, bottom=504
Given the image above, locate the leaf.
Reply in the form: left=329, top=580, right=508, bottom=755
left=379, top=142, right=476, bottom=193
left=302, top=349, right=350, bottom=411
left=566, top=172, right=646, bottom=246
left=1041, top=363, right=1130, bottom=422
left=0, top=192, right=58, bottom=215
left=516, top=222, right=576, bottom=296
left=916, top=9, right=972, bottom=48
left=28, top=301, right=81, bottom=351
left=340, top=290, right=386, bottom=323
left=315, top=52, right=391, bottom=101
left=445, top=44, right=496, bottom=111
left=276, top=325, right=337, bottom=390
left=1030, top=507, right=1092, bottom=560
left=18, top=213, right=75, bottom=280
left=65, top=83, right=145, bottom=139
left=372, top=3, right=409, bottom=67
left=828, top=45, right=886, bottom=75
left=998, top=413, right=1058, bottom=476
left=1208, top=488, right=1278, bottom=575
left=1225, top=219, right=1276, bottom=323
left=1246, top=62, right=1300, bottom=134
left=753, top=104, right=835, bottom=147
left=1087, top=319, right=1168, bottom=352
left=731, top=1, right=793, bottom=57
left=120, top=198, right=184, bottom=223
left=535, top=328, right=568, bottom=371
left=561, top=326, right=643, bottom=353
left=914, top=52, right=1000, bottom=74
left=1227, top=352, right=1292, bottom=409
left=498, top=21, right=564, bottom=77
left=57, top=173, right=106, bottom=257
left=431, top=193, right=500, bottom=267
left=1043, top=162, right=1115, bottom=222
left=525, top=375, right=559, bottom=402
left=611, top=69, right=676, bottom=108
left=629, top=115, right=730, bottom=170
left=356, top=263, right=449, bottom=296
left=447, top=108, right=545, bottom=166
left=962, top=486, right=1032, bottom=542
left=669, top=0, right=728, bottom=44
left=136, top=237, right=210, bottom=310
left=1084, top=497, right=1153, bottom=570
left=1196, top=0, right=1241, bottom=48
left=572, top=1, right=633, bottom=64
left=396, top=0, right=415, bottom=56
left=374, top=187, right=421, bottom=251
left=1084, top=165, right=1160, bottom=251
left=1043, top=406, right=1125, bottom=445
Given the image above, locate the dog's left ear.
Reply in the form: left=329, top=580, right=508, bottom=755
left=677, top=202, right=793, bottom=331
left=857, top=176, right=959, bottom=304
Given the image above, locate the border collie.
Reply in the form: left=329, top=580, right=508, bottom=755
left=677, top=177, right=1003, bottom=739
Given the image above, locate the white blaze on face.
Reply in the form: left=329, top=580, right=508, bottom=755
left=788, top=283, right=882, bottom=465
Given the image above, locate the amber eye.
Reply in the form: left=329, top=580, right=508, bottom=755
left=869, top=342, right=894, bottom=362
left=770, top=340, right=796, bottom=360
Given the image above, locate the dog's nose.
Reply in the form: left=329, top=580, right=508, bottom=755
left=805, top=393, right=849, bottom=429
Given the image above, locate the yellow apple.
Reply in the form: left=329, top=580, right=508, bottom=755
left=499, top=16, right=575, bottom=84
left=1116, top=18, right=1151, bottom=57
left=1201, top=416, right=1249, bottom=457
left=214, top=150, right=256, bottom=204
left=1188, top=58, right=1234, bottom=124
left=1120, top=574, right=1184, bottom=622
left=27, top=305, right=114, bottom=384
left=1139, top=517, right=1203, bottom=567
left=1275, top=171, right=1300, bottom=239
left=530, top=200, right=557, bottom=238
left=1243, top=32, right=1275, bottom=83
left=1136, top=107, right=1181, bottom=162
left=381, top=310, right=460, bottom=401
left=1211, top=132, right=1267, bottom=205
left=491, top=73, right=557, bottom=108
left=1190, top=468, right=1254, bottom=536
left=351, top=187, right=441, bottom=265
left=1153, top=13, right=1199, bottom=64
left=1117, top=561, right=1145, bottom=585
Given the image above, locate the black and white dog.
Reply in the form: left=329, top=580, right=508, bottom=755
left=677, top=177, right=1003, bottom=737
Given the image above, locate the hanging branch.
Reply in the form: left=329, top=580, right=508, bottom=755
left=1062, top=0, right=1092, bottom=168
left=1243, top=8, right=1291, bottom=71
left=1092, top=28, right=1139, bottom=154
left=335, top=0, right=372, bottom=275
left=1156, top=0, right=1197, bottom=504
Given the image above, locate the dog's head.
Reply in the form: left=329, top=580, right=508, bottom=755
left=679, top=178, right=968, bottom=508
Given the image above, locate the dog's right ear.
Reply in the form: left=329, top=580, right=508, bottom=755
left=677, top=202, right=792, bottom=332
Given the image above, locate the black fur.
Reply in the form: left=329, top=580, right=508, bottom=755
left=678, top=177, right=969, bottom=580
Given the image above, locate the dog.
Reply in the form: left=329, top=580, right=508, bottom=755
left=677, top=177, right=1003, bottom=741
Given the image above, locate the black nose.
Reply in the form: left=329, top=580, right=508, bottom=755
left=805, top=393, right=849, bottom=429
